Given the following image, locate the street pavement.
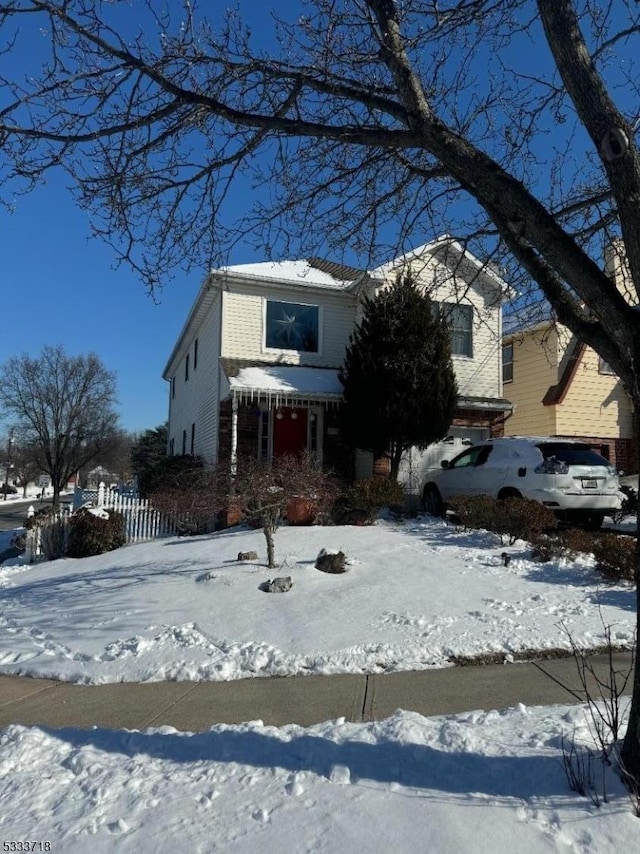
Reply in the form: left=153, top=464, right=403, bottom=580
left=0, top=651, right=634, bottom=732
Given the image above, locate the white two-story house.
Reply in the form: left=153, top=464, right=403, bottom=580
left=162, top=236, right=513, bottom=487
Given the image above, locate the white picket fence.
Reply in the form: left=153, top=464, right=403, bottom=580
left=72, top=483, right=182, bottom=543
left=25, top=482, right=208, bottom=561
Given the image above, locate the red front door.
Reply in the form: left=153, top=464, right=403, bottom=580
left=272, top=408, right=308, bottom=457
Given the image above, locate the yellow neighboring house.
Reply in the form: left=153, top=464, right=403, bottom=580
left=502, top=244, right=638, bottom=473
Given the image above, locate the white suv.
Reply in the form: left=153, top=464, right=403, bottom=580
left=421, top=437, right=624, bottom=530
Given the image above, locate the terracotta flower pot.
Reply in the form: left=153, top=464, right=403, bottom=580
left=286, top=497, right=316, bottom=525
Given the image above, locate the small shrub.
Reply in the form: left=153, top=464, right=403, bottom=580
left=25, top=505, right=68, bottom=561
left=529, top=528, right=636, bottom=584
left=449, top=494, right=556, bottom=545
left=332, top=477, right=406, bottom=525
left=530, top=528, right=600, bottom=562
left=67, top=507, right=126, bottom=558
left=613, top=485, right=638, bottom=524
left=592, top=534, right=637, bottom=583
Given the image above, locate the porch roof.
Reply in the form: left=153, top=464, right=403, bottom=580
left=221, top=359, right=344, bottom=406
left=457, top=395, right=513, bottom=412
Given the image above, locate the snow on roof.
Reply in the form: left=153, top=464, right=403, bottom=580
left=226, top=365, right=343, bottom=405
left=221, top=259, right=357, bottom=290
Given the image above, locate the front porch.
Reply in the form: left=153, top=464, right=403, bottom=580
left=218, top=360, right=352, bottom=477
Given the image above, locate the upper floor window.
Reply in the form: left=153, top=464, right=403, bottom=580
left=434, top=302, right=473, bottom=357
left=265, top=300, right=319, bottom=353
left=194, top=338, right=199, bottom=370
left=185, top=354, right=190, bottom=382
left=171, top=377, right=175, bottom=399
left=502, top=343, right=514, bottom=383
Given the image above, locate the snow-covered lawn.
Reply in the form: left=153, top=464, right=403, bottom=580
left=0, top=516, right=636, bottom=683
left=2, top=515, right=639, bottom=851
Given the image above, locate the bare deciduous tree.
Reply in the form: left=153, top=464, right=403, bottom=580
left=0, top=345, right=119, bottom=506
left=6, top=439, right=42, bottom=498
left=1, top=0, right=640, bottom=779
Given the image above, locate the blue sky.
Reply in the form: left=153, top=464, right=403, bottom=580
left=1, top=172, right=204, bottom=434
left=0, top=2, right=287, bottom=436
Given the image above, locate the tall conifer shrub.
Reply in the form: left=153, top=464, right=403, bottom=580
left=339, top=273, right=458, bottom=478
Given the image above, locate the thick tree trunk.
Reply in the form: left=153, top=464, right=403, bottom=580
left=620, top=404, right=640, bottom=787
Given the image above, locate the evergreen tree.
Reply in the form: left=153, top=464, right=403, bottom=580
left=131, top=423, right=168, bottom=496
left=339, top=274, right=458, bottom=479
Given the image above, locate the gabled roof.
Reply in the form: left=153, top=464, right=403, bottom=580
left=372, top=234, right=512, bottom=299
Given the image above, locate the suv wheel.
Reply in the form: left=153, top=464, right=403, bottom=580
left=580, top=512, right=605, bottom=532
left=422, top=484, right=444, bottom=517
left=497, top=488, right=522, bottom=500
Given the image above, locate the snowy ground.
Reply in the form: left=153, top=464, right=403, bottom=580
left=0, top=516, right=636, bottom=683
left=2, top=515, right=640, bottom=850
left=2, top=705, right=638, bottom=852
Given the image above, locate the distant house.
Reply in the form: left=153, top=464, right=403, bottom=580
left=162, top=236, right=513, bottom=486
left=502, top=243, right=638, bottom=472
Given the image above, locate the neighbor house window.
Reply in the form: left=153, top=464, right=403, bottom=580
left=265, top=300, right=319, bottom=352
left=194, top=338, right=199, bottom=370
left=434, top=302, right=473, bottom=357
left=598, top=356, right=615, bottom=375
left=185, top=354, right=190, bottom=382
left=502, top=343, right=514, bottom=383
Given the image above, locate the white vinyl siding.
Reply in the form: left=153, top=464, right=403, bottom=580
left=382, top=254, right=503, bottom=399
left=167, top=291, right=222, bottom=464
left=222, top=283, right=356, bottom=367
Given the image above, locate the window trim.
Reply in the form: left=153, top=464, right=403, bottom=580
left=185, top=353, right=190, bottom=382
left=262, top=298, right=322, bottom=355
left=194, top=338, right=198, bottom=371
left=190, top=422, right=195, bottom=455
